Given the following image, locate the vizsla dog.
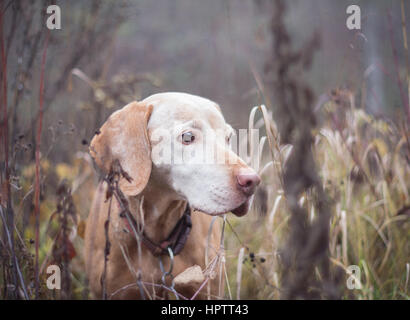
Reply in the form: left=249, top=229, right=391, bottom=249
left=84, top=92, right=260, bottom=299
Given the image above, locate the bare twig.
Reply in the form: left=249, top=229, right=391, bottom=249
left=33, top=28, right=50, bottom=299
left=268, top=0, right=341, bottom=299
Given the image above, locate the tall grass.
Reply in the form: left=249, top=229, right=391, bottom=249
left=3, top=89, right=408, bottom=299
left=1, top=0, right=409, bottom=300
left=225, top=93, right=410, bottom=299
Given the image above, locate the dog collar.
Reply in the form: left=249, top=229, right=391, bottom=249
left=121, top=203, right=192, bottom=257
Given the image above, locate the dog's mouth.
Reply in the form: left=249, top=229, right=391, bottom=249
left=192, top=196, right=253, bottom=217
left=197, top=198, right=252, bottom=217
left=231, top=197, right=251, bottom=217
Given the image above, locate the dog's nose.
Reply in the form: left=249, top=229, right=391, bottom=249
left=236, top=168, right=261, bottom=196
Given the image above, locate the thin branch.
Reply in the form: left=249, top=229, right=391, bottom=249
left=33, top=29, right=50, bottom=298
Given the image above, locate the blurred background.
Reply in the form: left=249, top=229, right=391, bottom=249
left=6, top=0, right=409, bottom=151
left=1, top=0, right=409, bottom=299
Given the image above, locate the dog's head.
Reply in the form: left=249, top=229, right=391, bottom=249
left=90, top=92, right=260, bottom=217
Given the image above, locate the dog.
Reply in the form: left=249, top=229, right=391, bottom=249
left=84, top=92, right=260, bottom=299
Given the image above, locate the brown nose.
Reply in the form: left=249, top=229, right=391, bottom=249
left=236, top=168, right=261, bottom=196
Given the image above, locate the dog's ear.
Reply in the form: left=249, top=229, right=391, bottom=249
left=90, top=101, right=153, bottom=196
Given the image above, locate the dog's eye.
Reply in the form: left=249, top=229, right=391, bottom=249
left=182, top=132, right=195, bottom=144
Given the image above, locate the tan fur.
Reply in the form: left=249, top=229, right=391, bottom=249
left=89, top=101, right=153, bottom=196
left=85, top=93, right=257, bottom=299
left=84, top=182, right=221, bottom=299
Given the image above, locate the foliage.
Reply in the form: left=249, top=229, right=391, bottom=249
left=0, top=0, right=409, bottom=300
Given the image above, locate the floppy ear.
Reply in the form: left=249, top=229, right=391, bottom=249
left=90, top=101, right=153, bottom=196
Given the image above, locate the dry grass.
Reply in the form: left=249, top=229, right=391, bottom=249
left=1, top=0, right=409, bottom=300
left=2, top=67, right=409, bottom=301
left=225, top=95, right=410, bottom=300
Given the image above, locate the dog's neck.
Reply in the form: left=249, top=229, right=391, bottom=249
left=127, top=179, right=187, bottom=243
